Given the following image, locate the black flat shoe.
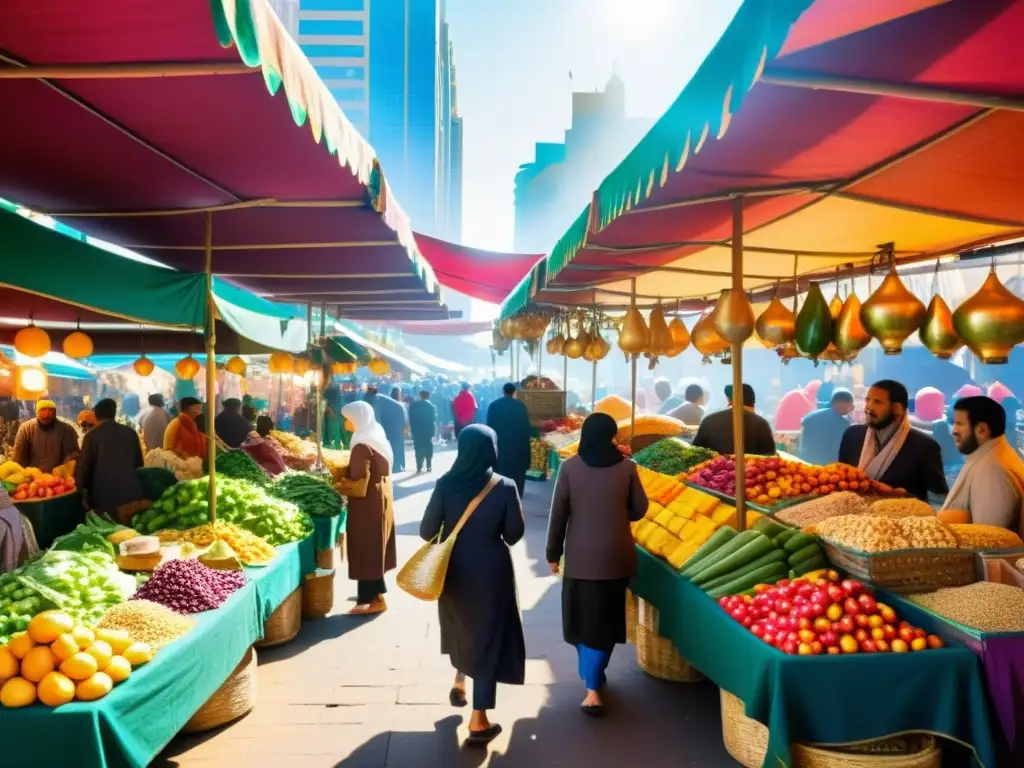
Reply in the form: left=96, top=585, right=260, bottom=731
left=466, top=724, right=502, bottom=745
left=449, top=687, right=467, bottom=708
left=581, top=704, right=605, bottom=718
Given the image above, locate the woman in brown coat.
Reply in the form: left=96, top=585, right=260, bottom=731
left=546, top=412, right=647, bottom=715
left=337, top=401, right=397, bottom=615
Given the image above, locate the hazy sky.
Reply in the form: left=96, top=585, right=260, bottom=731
left=445, top=0, right=741, bottom=253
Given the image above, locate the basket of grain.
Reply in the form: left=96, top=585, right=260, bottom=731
left=810, top=514, right=977, bottom=593
left=256, top=587, right=302, bottom=647
left=907, top=581, right=1024, bottom=650
left=183, top=646, right=257, bottom=733
left=720, top=689, right=940, bottom=768
left=635, top=597, right=703, bottom=682
left=302, top=568, right=335, bottom=619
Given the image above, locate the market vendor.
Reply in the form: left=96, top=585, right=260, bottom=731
left=692, top=384, right=776, bottom=456
left=939, top=396, right=1024, bottom=532
left=162, top=397, right=208, bottom=459
left=214, top=398, right=252, bottom=449
left=75, top=399, right=144, bottom=517
left=77, top=409, right=97, bottom=435
left=12, top=399, right=80, bottom=473
left=838, top=379, right=948, bottom=502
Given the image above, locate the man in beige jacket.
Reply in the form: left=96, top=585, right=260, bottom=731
left=942, top=396, right=1024, bottom=535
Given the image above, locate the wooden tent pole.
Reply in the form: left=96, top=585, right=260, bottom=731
left=315, top=303, right=326, bottom=471
left=591, top=305, right=598, bottom=412
left=731, top=197, right=747, bottom=532
left=204, top=211, right=217, bottom=523
left=630, top=278, right=638, bottom=442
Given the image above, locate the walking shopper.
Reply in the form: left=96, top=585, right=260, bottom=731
left=452, top=383, right=477, bottom=439
left=546, top=412, right=648, bottom=716
left=409, top=389, right=437, bottom=473
left=336, top=401, right=396, bottom=615
left=487, top=382, right=532, bottom=496
left=419, top=425, right=525, bottom=745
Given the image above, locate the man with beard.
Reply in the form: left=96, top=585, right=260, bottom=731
left=13, top=399, right=79, bottom=473
left=940, top=396, right=1024, bottom=533
left=838, top=380, right=947, bottom=501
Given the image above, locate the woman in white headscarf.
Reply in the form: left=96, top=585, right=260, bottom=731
left=337, top=401, right=396, bottom=614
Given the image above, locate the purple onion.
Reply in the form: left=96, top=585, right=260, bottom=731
left=132, top=559, right=247, bottom=614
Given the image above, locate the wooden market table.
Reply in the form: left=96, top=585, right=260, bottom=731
left=15, top=492, right=84, bottom=548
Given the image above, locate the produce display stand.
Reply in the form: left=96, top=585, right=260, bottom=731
left=631, top=547, right=997, bottom=768
left=15, top=493, right=84, bottom=548
left=310, top=510, right=347, bottom=555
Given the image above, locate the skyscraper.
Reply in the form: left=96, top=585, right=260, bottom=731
left=270, top=0, right=462, bottom=241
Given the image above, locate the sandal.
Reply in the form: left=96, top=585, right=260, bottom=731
left=348, top=600, right=386, bottom=616
left=466, top=724, right=502, bottom=745
left=449, top=687, right=468, bottom=708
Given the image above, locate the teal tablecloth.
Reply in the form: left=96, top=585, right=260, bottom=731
left=632, top=548, right=997, bottom=768
left=310, top=510, right=346, bottom=551
left=0, top=532, right=317, bottom=768
left=15, top=492, right=84, bottom=547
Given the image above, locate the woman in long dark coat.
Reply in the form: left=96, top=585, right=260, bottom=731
left=420, top=425, right=525, bottom=745
left=337, top=401, right=396, bottom=615
left=546, top=413, right=647, bottom=715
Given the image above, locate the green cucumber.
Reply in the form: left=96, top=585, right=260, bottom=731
left=752, top=517, right=787, bottom=539
left=707, top=562, right=790, bottom=599
left=699, top=549, right=787, bottom=592
left=693, top=534, right=775, bottom=586
left=788, top=543, right=823, bottom=568
left=682, top=529, right=758, bottom=579
left=774, top=529, right=797, bottom=546
left=679, top=527, right=737, bottom=577
left=793, top=555, right=828, bottom=576
left=783, top=533, right=817, bottom=553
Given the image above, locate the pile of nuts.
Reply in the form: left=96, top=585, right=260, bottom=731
left=810, top=515, right=958, bottom=552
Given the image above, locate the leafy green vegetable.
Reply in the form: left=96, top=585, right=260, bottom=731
left=633, top=439, right=717, bottom=476
left=215, top=450, right=271, bottom=486
left=269, top=471, right=344, bottom=517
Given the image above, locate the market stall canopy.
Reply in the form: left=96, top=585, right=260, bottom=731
left=413, top=234, right=544, bottom=305
left=0, top=0, right=451, bottom=321
left=1, top=346, right=95, bottom=381
left=0, top=205, right=307, bottom=352
left=331, top=323, right=427, bottom=377
left=501, top=0, right=1024, bottom=315
left=389, top=320, right=494, bottom=337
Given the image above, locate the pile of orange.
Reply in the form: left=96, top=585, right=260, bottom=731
left=744, top=459, right=894, bottom=506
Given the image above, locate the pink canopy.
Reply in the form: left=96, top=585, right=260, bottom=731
left=414, top=235, right=544, bottom=305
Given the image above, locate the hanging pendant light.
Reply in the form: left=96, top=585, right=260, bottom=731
left=795, top=283, right=832, bottom=360
left=133, top=355, right=155, bottom=377
left=617, top=305, right=649, bottom=359
left=918, top=262, right=962, bottom=360
left=712, top=289, right=755, bottom=344
left=14, top=323, right=50, bottom=359
left=691, top=301, right=729, bottom=363
left=953, top=267, right=1024, bottom=364
left=644, top=303, right=673, bottom=368
left=754, top=284, right=796, bottom=348
left=225, top=355, right=247, bottom=377
left=175, top=354, right=201, bottom=380
left=269, top=351, right=294, bottom=374
left=62, top=323, right=94, bottom=360
left=860, top=243, right=925, bottom=355
left=834, top=274, right=872, bottom=355
left=367, top=358, right=390, bottom=375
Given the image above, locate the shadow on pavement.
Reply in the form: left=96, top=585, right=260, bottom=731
left=338, top=715, right=488, bottom=768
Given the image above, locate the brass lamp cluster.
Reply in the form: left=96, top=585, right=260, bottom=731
left=618, top=302, right=691, bottom=368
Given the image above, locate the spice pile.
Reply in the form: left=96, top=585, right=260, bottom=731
left=132, top=560, right=247, bottom=614
left=156, top=521, right=277, bottom=564
left=868, top=498, right=936, bottom=518
left=809, top=515, right=957, bottom=552
left=774, top=492, right=868, bottom=528
left=910, top=582, right=1024, bottom=632
left=98, top=600, right=194, bottom=649
left=948, top=524, right=1024, bottom=549
left=633, top=439, right=716, bottom=476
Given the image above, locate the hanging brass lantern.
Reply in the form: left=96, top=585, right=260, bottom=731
left=829, top=291, right=844, bottom=321
left=133, top=355, right=155, bottom=377
left=754, top=296, right=796, bottom=347
left=175, top=355, right=202, bottom=380
left=691, top=309, right=729, bottom=363
left=646, top=304, right=674, bottom=358
left=546, top=324, right=565, bottom=356
left=919, top=295, right=962, bottom=360
left=795, top=283, right=832, bottom=359
left=519, top=313, right=548, bottom=342
left=499, top=317, right=516, bottom=339
left=712, top=289, right=755, bottom=344
left=834, top=293, right=871, bottom=353
left=268, top=351, right=293, bottom=374
left=617, top=305, right=649, bottom=358
left=62, top=330, right=94, bottom=360
left=666, top=316, right=690, bottom=358
left=860, top=269, right=925, bottom=355
left=953, top=269, right=1024, bottom=364
left=563, top=319, right=585, bottom=360
left=587, top=322, right=611, bottom=361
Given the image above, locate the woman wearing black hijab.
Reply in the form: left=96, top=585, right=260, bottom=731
left=419, top=424, right=525, bottom=745
left=546, top=412, right=648, bottom=715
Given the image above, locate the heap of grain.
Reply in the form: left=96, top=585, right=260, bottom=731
left=98, top=600, right=196, bottom=649
left=776, top=492, right=867, bottom=528
left=911, top=583, right=1024, bottom=632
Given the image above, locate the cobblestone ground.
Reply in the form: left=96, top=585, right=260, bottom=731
left=158, top=445, right=737, bottom=768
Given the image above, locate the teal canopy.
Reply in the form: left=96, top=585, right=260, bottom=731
left=1, top=346, right=95, bottom=381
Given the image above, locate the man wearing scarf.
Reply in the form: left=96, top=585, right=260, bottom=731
left=162, top=397, right=208, bottom=459
left=838, top=380, right=948, bottom=501
left=13, top=399, right=79, bottom=473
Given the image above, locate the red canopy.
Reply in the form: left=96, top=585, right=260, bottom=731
left=509, top=0, right=1024, bottom=312
left=413, top=234, right=544, bottom=305
left=0, top=0, right=452, bottom=321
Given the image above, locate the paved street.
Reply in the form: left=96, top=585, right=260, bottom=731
left=159, top=445, right=737, bottom=768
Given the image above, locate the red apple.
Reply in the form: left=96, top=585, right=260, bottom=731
left=855, top=628, right=869, bottom=643
left=858, top=594, right=878, bottom=615
left=914, top=628, right=927, bottom=640
left=783, top=640, right=798, bottom=655
left=898, top=626, right=916, bottom=644
left=819, top=630, right=838, bottom=648
left=844, top=598, right=861, bottom=616
left=838, top=616, right=856, bottom=634
left=827, top=585, right=845, bottom=603
left=860, top=639, right=877, bottom=653
left=841, top=579, right=864, bottom=597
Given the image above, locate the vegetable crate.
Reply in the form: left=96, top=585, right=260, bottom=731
left=823, top=542, right=978, bottom=594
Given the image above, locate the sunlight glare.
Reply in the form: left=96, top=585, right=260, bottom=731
left=604, top=0, right=672, bottom=36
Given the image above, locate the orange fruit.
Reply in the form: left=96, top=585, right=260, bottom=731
left=0, top=647, right=18, bottom=681
left=59, top=652, right=98, bottom=682
left=6, top=632, right=35, bottom=660
left=95, top=629, right=131, bottom=656
left=27, top=611, right=75, bottom=644
left=21, top=646, right=56, bottom=683
left=71, top=626, right=95, bottom=651
left=75, top=672, right=113, bottom=702
left=85, top=640, right=113, bottom=671
left=0, top=677, right=36, bottom=708
left=50, top=633, right=80, bottom=663
left=122, top=642, right=153, bottom=667
left=105, top=656, right=131, bottom=684
left=37, top=671, right=75, bottom=707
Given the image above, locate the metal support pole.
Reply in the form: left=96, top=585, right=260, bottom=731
left=203, top=211, right=217, bottom=522
left=730, top=197, right=747, bottom=532
left=537, top=333, right=543, bottom=380
left=315, top=303, right=326, bottom=471
left=562, top=345, right=568, bottom=405
left=630, top=278, right=638, bottom=442
left=509, top=345, right=514, bottom=382
left=591, top=306, right=598, bottom=411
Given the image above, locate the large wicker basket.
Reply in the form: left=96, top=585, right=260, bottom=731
left=635, top=597, right=703, bottom=682
left=182, top=647, right=257, bottom=734
left=316, top=548, right=335, bottom=570
left=720, top=690, right=940, bottom=768
left=823, top=542, right=977, bottom=594
left=256, top=587, right=302, bottom=647
left=302, top=569, right=334, bottom=619
left=625, top=588, right=639, bottom=645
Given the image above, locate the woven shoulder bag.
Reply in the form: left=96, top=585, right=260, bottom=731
left=397, top=475, right=499, bottom=601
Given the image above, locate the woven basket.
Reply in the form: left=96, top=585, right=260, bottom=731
left=823, top=542, right=977, bottom=594
left=182, top=647, right=257, bottom=734
left=720, top=690, right=940, bottom=768
left=635, top=597, right=703, bottom=682
left=625, top=588, right=639, bottom=645
left=337, top=532, right=346, bottom=563
left=256, top=587, right=302, bottom=647
left=302, top=569, right=335, bottom=619
left=316, top=548, right=335, bottom=570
